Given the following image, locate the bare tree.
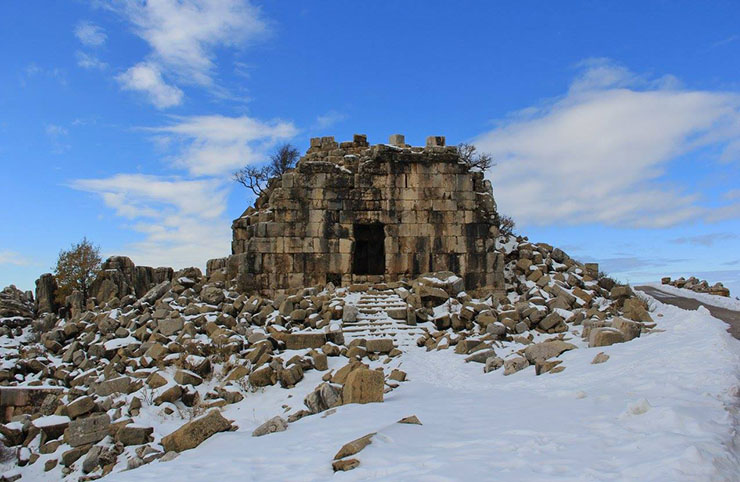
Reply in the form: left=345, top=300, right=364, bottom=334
left=233, top=143, right=300, bottom=196
left=457, top=142, right=494, bottom=171
left=53, top=237, right=102, bottom=304
left=498, top=214, right=516, bottom=236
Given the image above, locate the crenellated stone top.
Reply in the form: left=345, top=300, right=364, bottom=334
left=300, top=134, right=456, bottom=171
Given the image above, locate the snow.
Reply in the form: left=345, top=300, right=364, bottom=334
left=640, top=282, right=740, bottom=311
left=104, top=336, right=139, bottom=350
left=92, top=296, right=740, bottom=482
left=31, top=415, right=69, bottom=428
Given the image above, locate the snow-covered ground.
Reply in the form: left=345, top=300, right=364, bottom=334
left=641, top=282, right=740, bottom=311
left=4, top=294, right=739, bottom=481
left=84, top=296, right=740, bottom=481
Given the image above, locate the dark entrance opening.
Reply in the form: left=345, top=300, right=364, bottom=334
left=352, top=223, right=385, bottom=275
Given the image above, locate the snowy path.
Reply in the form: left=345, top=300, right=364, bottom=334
left=637, top=285, right=740, bottom=340
left=101, top=296, right=740, bottom=482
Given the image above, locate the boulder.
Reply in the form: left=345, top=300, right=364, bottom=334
left=154, top=385, right=183, bottom=405
left=609, top=285, right=633, bottom=300
left=174, top=370, right=203, bottom=387
left=342, top=368, right=383, bottom=404
left=334, top=432, right=375, bottom=460
left=538, top=312, right=564, bottom=330
left=283, top=332, right=327, bottom=350
left=612, top=317, right=641, bottom=341
left=484, top=356, right=504, bottom=373
left=304, top=383, right=343, bottom=414
left=64, top=413, right=110, bottom=447
left=66, top=396, right=95, bottom=419
left=397, top=415, right=422, bottom=425
left=591, top=352, right=610, bottom=364
left=503, top=356, right=529, bottom=376
left=523, top=340, right=577, bottom=364
left=365, top=338, right=394, bottom=354
left=279, top=363, right=304, bottom=388
left=160, top=410, right=232, bottom=453
left=158, top=318, right=184, bottom=336
left=588, top=327, right=626, bottom=347
left=116, top=425, right=154, bottom=446
left=309, top=351, right=328, bottom=371
left=201, top=286, right=225, bottom=305
left=342, top=304, right=359, bottom=322
left=62, top=445, right=90, bottom=466
left=82, top=445, right=103, bottom=474
left=622, top=298, right=652, bottom=322
left=249, top=365, right=277, bottom=387
left=94, top=376, right=133, bottom=396
left=333, top=458, right=360, bottom=471
left=34, top=273, right=59, bottom=315
left=252, top=416, right=288, bottom=437
left=465, top=349, right=497, bottom=364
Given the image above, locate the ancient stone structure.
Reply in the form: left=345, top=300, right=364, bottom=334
left=227, top=134, right=505, bottom=294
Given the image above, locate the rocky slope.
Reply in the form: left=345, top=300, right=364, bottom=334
left=0, top=235, right=656, bottom=480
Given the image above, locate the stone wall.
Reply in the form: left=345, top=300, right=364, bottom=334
left=228, top=134, right=505, bottom=295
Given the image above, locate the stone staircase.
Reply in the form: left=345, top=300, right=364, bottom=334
left=341, top=288, right=426, bottom=349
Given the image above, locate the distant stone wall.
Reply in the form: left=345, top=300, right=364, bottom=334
left=228, top=134, right=505, bottom=295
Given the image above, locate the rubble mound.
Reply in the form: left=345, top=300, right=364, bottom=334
left=0, top=237, right=656, bottom=479
left=0, top=285, right=35, bottom=331
left=661, top=276, right=730, bottom=297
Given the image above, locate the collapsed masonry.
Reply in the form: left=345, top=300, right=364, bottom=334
left=224, top=134, right=505, bottom=295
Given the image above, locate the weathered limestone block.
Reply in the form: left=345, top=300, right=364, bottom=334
left=160, top=410, right=232, bottom=453
left=342, top=368, right=384, bottom=404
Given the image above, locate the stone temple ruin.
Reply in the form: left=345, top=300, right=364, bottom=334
left=225, top=134, right=505, bottom=295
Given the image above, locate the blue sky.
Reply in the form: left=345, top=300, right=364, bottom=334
left=1, top=1, right=740, bottom=294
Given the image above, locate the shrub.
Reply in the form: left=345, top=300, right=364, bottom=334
left=53, top=237, right=101, bottom=305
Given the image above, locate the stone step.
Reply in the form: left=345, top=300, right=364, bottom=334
left=343, top=327, right=422, bottom=333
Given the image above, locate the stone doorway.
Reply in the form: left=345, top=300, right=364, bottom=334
left=352, top=223, right=385, bottom=275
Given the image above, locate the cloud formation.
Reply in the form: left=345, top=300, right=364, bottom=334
left=74, top=21, right=107, bottom=46
left=475, top=59, right=740, bottom=228
left=315, top=110, right=347, bottom=129
left=70, top=111, right=297, bottom=268
left=76, top=51, right=107, bottom=70
left=148, top=114, right=298, bottom=176
left=111, top=0, right=267, bottom=107
left=0, top=251, right=31, bottom=267
left=671, top=232, right=738, bottom=247
left=117, top=62, right=184, bottom=109
left=71, top=174, right=230, bottom=268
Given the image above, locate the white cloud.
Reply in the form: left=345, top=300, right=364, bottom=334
left=0, top=251, right=31, bottom=266
left=315, top=110, right=347, bottom=129
left=71, top=174, right=230, bottom=269
left=45, top=124, right=70, bottom=154
left=76, top=51, right=107, bottom=70
left=107, top=0, right=267, bottom=107
left=75, top=21, right=107, bottom=47
left=671, top=233, right=738, bottom=247
left=46, top=124, right=68, bottom=137
left=148, top=114, right=298, bottom=176
left=475, top=60, right=740, bottom=228
left=117, top=62, right=184, bottom=109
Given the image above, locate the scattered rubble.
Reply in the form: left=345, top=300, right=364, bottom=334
left=0, top=233, right=659, bottom=479
left=662, top=276, right=730, bottom=297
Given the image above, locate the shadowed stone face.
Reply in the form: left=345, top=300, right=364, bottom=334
left=228, top=135, right=504, bottom=295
